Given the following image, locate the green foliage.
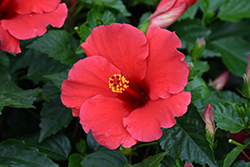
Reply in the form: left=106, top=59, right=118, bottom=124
left=212, top=37, right=250, bottom=76
left=159, top=105, right=216, bottom=167
left=185, top=75, right=211, bottom=102
left=81, top=150, right=128, bottom=166
left=213, top=102, right=248, bottom=133
left=0, top=139, right=58, bottom=167
left=39, top=101, right=73, bottom=142
left=218, top=0, right=250, bottom=22
left=27, top=30, right=82, bottom=66
left=24, top=134, right=71, bottom=161
left=133, top=152, right=167, bottom=167
left=0, top=69, right=41, bottom=110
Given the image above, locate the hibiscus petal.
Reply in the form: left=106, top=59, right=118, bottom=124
left=12, top=0, right=61, bottom=14
left=81, top=23, right=148, bottom=81
left=61, top=56, right=120, bottom=117
left=0, top=22, right=21, bottom=53
left=145, top=25, right=189, bottom=100
left=123, top=91, right=191, bottom=142
left=80, top=94, right=137, bottom=149
left=2, top=3, right=68, bottom=40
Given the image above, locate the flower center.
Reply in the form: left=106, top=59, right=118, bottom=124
left=109, top=74, right=129, bottom=93
left=109, top=74, right=143, bottom=100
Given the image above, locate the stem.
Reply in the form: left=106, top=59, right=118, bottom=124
left=132, top=141, right=158, bottom=150
left=229, top=139, right=243, bottom=147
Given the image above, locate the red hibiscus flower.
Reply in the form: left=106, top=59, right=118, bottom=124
left=0, top=0, right=68, bottom=54
left=61, top=23, right=191, bottom=149
left=149, top=0, right=198, bottom=28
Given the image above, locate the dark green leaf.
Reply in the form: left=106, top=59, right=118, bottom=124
left=102, top=0, right=131, bottom=16
left=42, top=82, right=61, bottom=101
left=213, top=102, right=247, bottom=133
left=43, top=71, right=68, bottom=89
left=39, top=101, right=73, bottom=142
left=185, top=76, right=211, bottom=102
left=194, top=90, right=245, bottom=113
left=101, top=10, right=116, bottom=24
left=159, top=105, right=216, bottom=167
left=81, top=150, right=128, bottom=167
left=86, top=131, right=101, bottom=151
left=24, top=134, right=71, bottom=161
left=208, top=21, right=250, bottom=40
left=84, top=0, right=131, bottom=16
left=0, top=51, right=9, bottom=66
left=212, top=37, right=250, bottom=76
left=232, top=160, right=250, bottom=167
left=170, top=19, right=211, bottom=49
left=0, top=69, right=41, bottom=109
left=76, top=139, right=87, bottom=155
left=0, top=139, right=58, bottom=167
left=223, top=140, right=250, bottom=167
left=27, top=30, right=82, bottom=65
left=193, top=60, right=210, bottom=76
left=68, top=153, right=84, bottom=167
left=27, top=52, right=69, bottom=84
left=134, top=152, right=167, bottom=167
left=179, top=2, right=199, bottom=20
left=218, top=0, right=250, bottom=22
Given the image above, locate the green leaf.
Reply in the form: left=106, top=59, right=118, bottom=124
left=212, top=37, right=250, bottom=76
left=159, top=105, right=216, bottom=167
left=86, top=131, right=101, bottom=151
left=26, top=52, right=69, bottom=84
left=133, top=152, right=167, bottom=167
left=43, top=71, right=68, bottom=89
left=84, top=0, right=131, bottom=16
left=24, top=134, right=71, bottom=161
left=76, top=139, right=87, bottom=155
left=27, top=30, right=82, bottom=65
left=185, top=76, right=211, bottom=102
left=42, top=82, right=61, bottom=101
left=0, top=69, right=41, bottom=109
left=223, top=140, right=250, bottom=167
left=81, top=150, right=128, bottom=167
left=68, top=153, right=84, bottom=167
left=212, top=102, right=247, bottom=133
left=208, top=21, right=250, bottom=40
left=178, top=2, right=199, bottom=20
left=0, top=139, right=58, bottom=167
left=0, top=51, right=9, bottom=66
left=170, top=19, right=211, bottom=49
left=218, top=0, right=250, bottom=22
left=102, top=0, right=131, bottom=16
left=194, top=89, right=245, bottom=113
left=39, top=101, right=73, bottom=142
left=232, top=160, right=250, bottom=167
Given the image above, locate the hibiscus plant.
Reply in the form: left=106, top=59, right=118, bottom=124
left=1, top=0, right=250, bottom=167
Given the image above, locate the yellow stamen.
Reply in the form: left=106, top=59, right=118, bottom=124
left=109, top=74, right=129, bottom=93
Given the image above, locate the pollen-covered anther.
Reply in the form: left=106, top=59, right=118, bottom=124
left=109, top=74, right=129, bottom=93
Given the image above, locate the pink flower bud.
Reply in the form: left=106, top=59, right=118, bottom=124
left=198, top=37, right=205, bottom=47
left=246, top=54, right=250, bottom=83
left=184, top=162, right=194, bottom=167
left=209, top=71, right=230, bottom=90
left=202, top=104, right=215, bottom=138
left=149, top=0, right=198, bottom=28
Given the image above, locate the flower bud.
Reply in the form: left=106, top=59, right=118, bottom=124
left=202, top=104, right=215, bottom=138
left=188, top=62, right=195, bottom=80
left=191, top=37, right=206, bottom=60
left=149, top=0, right=198, bottom=28
left=246, top=54, right=250, bottom=83
left=209, top=71, right=230, bottom=90
left=184, top=162, right=194, bottom=167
